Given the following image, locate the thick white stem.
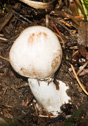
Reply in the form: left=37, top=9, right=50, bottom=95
left=28, top=78, right=71, bottom=116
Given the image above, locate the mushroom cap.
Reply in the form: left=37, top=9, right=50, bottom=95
left=9, top=26, right=62, bottom=79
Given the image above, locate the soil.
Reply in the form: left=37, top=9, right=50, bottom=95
left=0, top=1, right=88, bottom=126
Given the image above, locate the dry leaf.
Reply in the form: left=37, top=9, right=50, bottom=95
left=78, top=21, right=88, bottom=47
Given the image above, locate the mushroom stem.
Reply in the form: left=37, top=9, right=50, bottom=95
left=28, top=78, right=71, bottom=116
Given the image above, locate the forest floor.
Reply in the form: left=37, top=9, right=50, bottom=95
left=0, top=0, right=88, bottom=126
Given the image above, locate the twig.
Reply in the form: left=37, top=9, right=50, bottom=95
left=2, top=87, right=7, bottom=97
left=16, top=82, right=29, bottom=89
left=0, top=55, right=9, bottom=62
left=11, top=8, right=33, bottom=24
left=0, top=12, right=13, bottom=31
left=5, top=6, right=33, bottom=24
left=0, top=37, right=8, bottom=41
left=55, top=33, right=65, bottom=48
left=72, top=50, right=79, bottom=56
left=53, top=24, right=65, bottom=48
left=45, top=13, right=49, bottom=27
left=53, top=10, right=79, bottom=26
left=39, top=114, right=58, bottom=118
left=51, top=17, right=74, bottom=36
left=59, top=20, right=72, bottom=28
left=71, top=64, right=88, bottom=95
left=0, top=34, right=4, bottom=37
left=78, top=69, right=88, bottom=76
left=74, top=0, right=85, bottom=16
left=24, top=97, right=30, bottom=106
left=74, top=15, right=84, bottom=19
left=53, top=24, right=63, bottom=39
left=77, top=61, right=88, bottom=75
left=70, top=46, right=78, bottom=50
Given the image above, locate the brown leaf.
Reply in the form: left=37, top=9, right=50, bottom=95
left=78, top=21, right=88, bottom=47
left=78, top=45, right=87, bottom=58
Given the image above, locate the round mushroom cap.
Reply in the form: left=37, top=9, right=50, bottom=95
left=9, top=26, right=62, bottom=79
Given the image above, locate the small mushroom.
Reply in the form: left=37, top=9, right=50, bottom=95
left=9, top=26, right=71, bottom=116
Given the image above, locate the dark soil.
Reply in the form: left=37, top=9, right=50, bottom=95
left=0, top=0, right=88, bottom=126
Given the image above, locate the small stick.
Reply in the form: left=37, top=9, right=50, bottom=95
left=53, top=24, right=63, bottom=39
left=0, top=37, right=8, bottom=41
left=70, top=46, right=78, bottom=50
left=74, top=15, right=84, bottom=19
left=0, top=12, right=13, bottom=31
left=0, top=34, right=4, bottom=37
left=0, top=55, right=9, bottom=62
left=59, top=20, right=71, bottom=28
left=55, top=33, right=65, bottom=48
left=71, top=64, right=88, bottom=95
left=43, top=0, right=49, bottom=27
left=53, top=24, right=65, bottom=48
left=72, top=50, right=79, bottom=56
left=2, top=87, right=7, bottom=97
left=64, top=15, right=84, bottom=20
left=74, top=0, right=85, bottom=16
left=39, top=114, right=58, bottom=118
left=54, top=10, right=79, bottom=25
left=77, top=61, right=88, bottom=75
left=50, top=17, right=73, bottom=35
left=25, top=97, right=30, bottom=106
left=45, top=14, right=49, bottom=27
left=17, top=83, right=29, bottom=89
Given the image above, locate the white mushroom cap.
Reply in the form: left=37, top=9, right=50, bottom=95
left=9, top=26, right=62, bottom=79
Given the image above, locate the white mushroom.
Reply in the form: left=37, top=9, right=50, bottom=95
left=9, top=26, right=71, bottom=116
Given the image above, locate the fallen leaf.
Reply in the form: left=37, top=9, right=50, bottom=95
left=78, top=21, right=88, bottom=47
left=78, top=45, right=87, bottom=58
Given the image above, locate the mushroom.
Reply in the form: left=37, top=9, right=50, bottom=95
left=9, top=26, right=71, bottom=116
